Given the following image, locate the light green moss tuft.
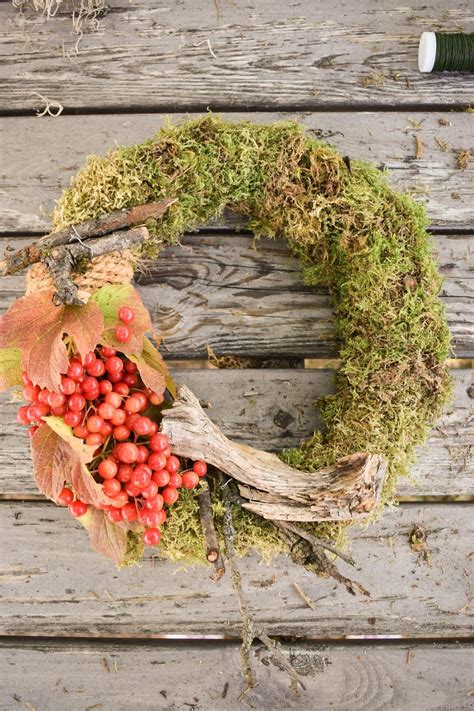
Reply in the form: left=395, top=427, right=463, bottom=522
left=53, top=116, right=452, bottom=562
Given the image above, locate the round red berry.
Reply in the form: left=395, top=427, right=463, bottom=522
left=149, top=433, right=169, bottom=452
left=57, top=487, right=74, bottom=506
left=103, top=478, right=122, bottom=497
left=133, top=416, right=152, bottom=436
left=162, top=486, right=179, bottom=505
left=49, top=392, right=66, bottom=409
left=85, top=433, right=103, bottom=447
left=124, top=395, right=141, bottom=413
left=107, top=507, right=123, bottom=523
left=113, top=381, right=130, bottom=396
left=73, top=424, right=89, bottom=439
left=182, top=471, right=200, bottom=489
left=98, top=459, right=118, bottom=479
left=115, top=324, right=131, bottom=343
left=122, top=502, right=139, bottom=522
left=69, top=500, right=88, bottom=518
left=113, top=425, right=131, bottom=441
left=100, top=346, right=116, bottom=358
left=131, top=464, right=152, bottom=488
left=125, top=481, right=141, bottom=498
left=105, top=356, right=124, bottom=375
left=152, top=470, right=170, bottom=487
left=99, top=379, right=113, bottom=396
left=136, top=445, right=149, bottom=464
left=64, top=410, right=82, bottom=427
left=124, top=360, right=137, bottom=374
left=60, top=377, right=76, bottom=395
left=86, top=415, right=103, bottom=433
left=142, top=480, right=159, bottom=500
left=105, top=391, right=122, bottom=408
left=87, top=359, right=106, bottom=377
left=165, top=455, right=180, bottom=474
left=68, top=394, right=86, bottom=412
left=117, top=464, right=133, bottom=483
left=118, top=306, right=135, bottom=324
left=110, top=409, right=127, bottom=426
left=28, top=425, right=39, bottom=438
left=98, top=402, right=116, bottom=420
left=143, top=527, right=161, bottom=546
left=148, top=452, right=167, bottom=471
left=110, top=490, right=130, bottom=507
left=16, top=406, right=29, bottom=425
left=116, top=442, right=139, bottom=464
left=67, top=361, right=83, bottom=380
left=192, top=460, right=207, bottom=477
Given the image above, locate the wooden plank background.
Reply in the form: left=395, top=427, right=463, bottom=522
left=0, top=1, right=472, bottom=708
left=2, top=639, right=473, bottom=711
left=0, top=0, right=473, bottom=111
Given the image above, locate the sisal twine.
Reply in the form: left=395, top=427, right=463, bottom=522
left=26, top=251, right=134, bottom=301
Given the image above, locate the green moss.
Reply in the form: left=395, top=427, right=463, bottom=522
left=53, top=116, right=452, bottom=562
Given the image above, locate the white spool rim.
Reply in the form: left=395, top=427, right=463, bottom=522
left=418, top=31, right=437, bottom=73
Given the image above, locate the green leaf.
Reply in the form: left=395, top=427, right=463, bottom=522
left=0, top=291, right=104, bottom=390
left=0, top=347, right=22, bottom=391
left=90, top=284, right=152, bottom=356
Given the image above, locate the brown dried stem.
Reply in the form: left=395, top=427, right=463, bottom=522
left=198, top=480, right=225, bottom=581
left=0, top=200, right=175, bottom=277
left=218, top=472, right=306, bottom=697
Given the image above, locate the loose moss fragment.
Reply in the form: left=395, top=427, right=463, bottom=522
left=52, top=116, right=452, bottom=563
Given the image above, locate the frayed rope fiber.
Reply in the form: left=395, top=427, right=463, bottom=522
left=49, top=115, right=451, bottom=561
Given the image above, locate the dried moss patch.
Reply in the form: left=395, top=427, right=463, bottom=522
left=53, top=116, right=451, bottom=561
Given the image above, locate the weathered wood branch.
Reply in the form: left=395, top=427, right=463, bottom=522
left=0, top=200, right=175, bottom=276
left=43, top=226, right=151, bottom=305
left=198, top=480, right=225, bottom=581
left=161, top=385, right=387, bottom=522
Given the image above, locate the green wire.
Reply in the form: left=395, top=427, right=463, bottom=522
left=433, top=33, right=474, bottom=72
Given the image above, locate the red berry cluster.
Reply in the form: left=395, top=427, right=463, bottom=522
left=16, top=306, right=207, bottom=548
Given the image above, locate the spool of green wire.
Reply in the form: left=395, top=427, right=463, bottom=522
left=418, top=32, right=474, bottom=72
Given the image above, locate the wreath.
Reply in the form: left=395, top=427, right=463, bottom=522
left=0, top=115, right=451, bottom=575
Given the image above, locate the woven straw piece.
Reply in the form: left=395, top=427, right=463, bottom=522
left=26, top=251, right=134, bottom=299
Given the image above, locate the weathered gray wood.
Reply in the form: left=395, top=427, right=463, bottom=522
left=1, top=639, right=472, bottom=711
left=1, top=1, right=473, bottom=111
left=0, top=502, right=471, bottom=637
left=0, top=369, right=472, bottom=498
left=0, top=112, right=472, bottom=234
left=1, top=233, right=472, bottom=358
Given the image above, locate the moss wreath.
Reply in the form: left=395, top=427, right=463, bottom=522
left=1, top=116, right=451, bottom=569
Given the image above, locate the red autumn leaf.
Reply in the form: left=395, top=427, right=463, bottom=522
left=129, top=336, right=175, bottom=398
left=90, top=284, right=152, bottom=356
left=42, top=416, right=115, bottom=508
left=85, top=507, right=128, bottom=565
left=31, top=424, right=69, bottom=501
left=0, top=291, right=104, bottom=390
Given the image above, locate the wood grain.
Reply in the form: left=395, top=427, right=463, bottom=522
left=0, top=1, right=473, bottom=111
left=1, top=233, right=473, bottom=358
left=0, top=502, right=471, bottom=638
left=1, top=369, right=472, bottom=498
left=0, top=112, right=472, bottom=234
left=1, top=639, right=472, bottom=711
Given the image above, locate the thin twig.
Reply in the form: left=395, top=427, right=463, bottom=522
left=218, top=472, right=306, bottom=696
left=0, top=200, right=175, bottom=277
left=293, top=582, right=316, bottom=610
left=43, top=226, right=150, bottom=305
left=273, top=520, right=355, bottom=566
left=198, top=480, right=225, bottom=581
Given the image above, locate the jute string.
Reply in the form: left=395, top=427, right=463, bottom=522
left=26, top=250, right=134, bottom=301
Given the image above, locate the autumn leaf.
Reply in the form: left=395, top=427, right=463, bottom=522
left=31, top=424, right=69, bottom=501
left=90, top=284, right=152, bottom=356
left=81, top=506, right=128, bottom=565
left=129, top=336, right=176, bottom=398
left=0, top=291, right=104, bottom=390
left=0, top=347, right=22, bottom=391
left=42, top=416, right=114, bottom=507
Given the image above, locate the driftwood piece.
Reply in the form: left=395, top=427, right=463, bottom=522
left=0, top=200, right=175, bottom=276
left=161, top=385, right=387, bottom=522
left=198, top=481, right=225, bottom=580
